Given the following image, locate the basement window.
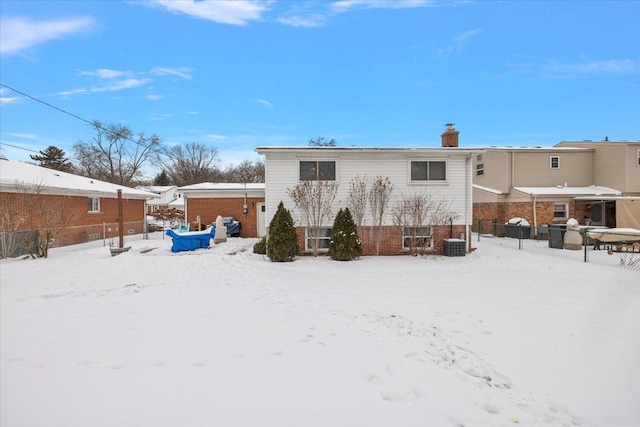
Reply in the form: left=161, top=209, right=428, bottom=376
left=403, top=226, right=434, bottom=250
left=305, top=227, right=332, bottom=251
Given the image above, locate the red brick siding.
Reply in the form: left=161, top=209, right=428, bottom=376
left=293, top=224, right=468, bottom=256
left=0, top=192, right=146, bottom=247
left=186, top=197, right=264, bottom=238
left=473, top=201, right=591, bottom=229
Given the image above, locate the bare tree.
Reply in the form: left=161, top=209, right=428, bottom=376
left=368, top=176, right=394, bottom=255
left=392, top=191, right=460, bottom=256
left=223, top=159, right=265, bottom=183
left=347, top=175, right=368, bottom=236
left=287, top=180, right=338, bottom=256
left=154, top=142, right=221, bottom=186
left=73, top=121, right=161, bottom=186
left=0, top=180, right=78, bottom=258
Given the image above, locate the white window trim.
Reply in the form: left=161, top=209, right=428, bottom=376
left=87, top=197, right=100, bottom=213
left=553, top=202, right=568, bottom=219
left=476, top=163, right=484, bottom=176
left=305, top=226, right=332, bottom=252
left=637, top=149, right=640, bottom=166
left=297, top=159, right=339, bottom=182
left=550, top=156, right=560, bottom=169
left=408, top=159, right=449, bottom=184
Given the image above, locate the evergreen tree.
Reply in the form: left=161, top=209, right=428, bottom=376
left=153, top=170, right=171, bottom=185
left=267, top=201, right=298, bottom=262
left=329, top=207, right=362, bottom=261
left=30, top=146, right=73, bottom=172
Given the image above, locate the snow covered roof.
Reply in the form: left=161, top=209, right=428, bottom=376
left=0, top=158, right=159, bottom=200
left=137, top=185, right=177, bottom=194
left=255, top=146, right=484, bottom=156
left=473, top=184, right=503, bottom=195
left=513, top=185, right=622, bottom=197
left=178, top=182, right=265, bottom=192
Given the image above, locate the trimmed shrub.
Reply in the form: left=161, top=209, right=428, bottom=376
left=267, top=201, right=298, bottom=262
left=329, top=207, right=362, bottom=261
left=253, top=236, right=267, bottom=254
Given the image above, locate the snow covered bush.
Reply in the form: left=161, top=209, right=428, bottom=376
left=267, top=201, right=298, bottom=262
left=329, top=208, right=362, bottom=261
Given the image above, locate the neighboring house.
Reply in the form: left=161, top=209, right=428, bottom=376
left=0, top=157, right=159, bottom=248
left=256, top=125, right=483, bottom=255
left=137, top=185, right=184, bottom=214
left=472, top=140, right=640, bottom=231
left=178, top=182, right=266, bottom=238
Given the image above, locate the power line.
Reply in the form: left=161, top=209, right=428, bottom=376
left=0, top=83, right=157, bottom=147
left=0, top=142, right=41, bottom=154
left=0, top=82, right=95, bottom=127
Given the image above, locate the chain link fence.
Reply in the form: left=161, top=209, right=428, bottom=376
left=0, top=221, right=149, bottom=259
left=474, top=219, right=640, bottom=271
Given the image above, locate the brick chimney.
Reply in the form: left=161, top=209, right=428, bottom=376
left=441, top=123, right=459, bottom=147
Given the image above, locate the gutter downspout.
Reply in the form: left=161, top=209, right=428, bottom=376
left=466, top=154, right=472, bottom=252
left=532, top=195, right=537, bottom=234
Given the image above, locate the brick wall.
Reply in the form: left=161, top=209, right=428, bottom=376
left=0, top=192, right=146, bottom=247
left=293, top=224, right=468, bottom=256
left=473, top=201, right=591, bottom=229
left=186, top=197, right=264, bottom=238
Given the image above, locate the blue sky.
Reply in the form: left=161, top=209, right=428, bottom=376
left=1, top=0, right=639, bottom=172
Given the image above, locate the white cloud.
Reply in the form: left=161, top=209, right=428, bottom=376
left=151, top=67, right=194, bottom=80
left=0, top=95, right=21, bottom=106
left=145, top=94, right=164, bottom=101
left=256, top=99, right=273, bottom=109
left=0, top=16, right=94, bottom=55
left=79, top=69, right=130, bottom=79
left=330, top=0, right=432, bottom=13
left=5, top=132, right=37, bottom=139
left=276, top=15, right=325, bottom=28
left=143, top=0, right=271, bottom=26
left=508, top=57, right=637, bottom=79
left=437, top=28, right=483, bottom=56
left=57, top=78, right=151, bottom=97
left=205, top=134, right=229, bottom=141
left=148, top=113, right=173, bottom=121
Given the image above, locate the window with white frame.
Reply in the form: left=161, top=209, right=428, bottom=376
left=553, top=202, right=568, bottom=219
left=87, top=197, right=100, bottom=213
left=305, top=227, right=332, bottom=251
left=550, top=156, right=560, bottom=169
left=299, top=160, right=336, bottom=181
left=410, top=160, right=447, bottom=182
left=637, top=149, right=640, bottom=166
left=402, top=226, right=434, bottom=250
left=476, top=163, right=484, bottom=176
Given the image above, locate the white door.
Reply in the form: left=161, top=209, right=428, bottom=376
left=257, top=202, right=266, bottom=237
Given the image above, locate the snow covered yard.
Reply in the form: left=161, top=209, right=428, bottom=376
left=1, top=233, right=638, bottom=427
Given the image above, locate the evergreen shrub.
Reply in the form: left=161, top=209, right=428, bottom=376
left=329, top=207, right=362, bottom=261
left=267, top=201, right=298, bottom=262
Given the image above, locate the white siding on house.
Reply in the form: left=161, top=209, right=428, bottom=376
left=259, top=148, right=479, bottom=229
